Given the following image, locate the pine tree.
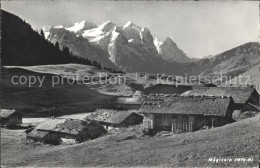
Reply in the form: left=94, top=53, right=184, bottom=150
left=97, top=63, right=101, bottom=69
left=40, top=29, right=45, bottom=38
left=55, top=42, right=59, bottom=49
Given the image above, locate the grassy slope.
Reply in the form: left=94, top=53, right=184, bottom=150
left=1, top=115, right=259, bottom=167
left=24, top=64, right=137, bottom=96
left=0, top=66, right=117, bottom=115
left=10, top=64, right=203, bottom=96
left=188, top=42, right=260, bottom=80
left=225, top=64, right=260, bottom=93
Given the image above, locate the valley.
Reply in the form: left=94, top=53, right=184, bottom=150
left=0, top=6, right=259, bottom=168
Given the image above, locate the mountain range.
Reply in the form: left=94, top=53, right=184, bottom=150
left=2, top=10, right=259, bottom=79
left=43, top=20, right=194, bottom=72
left=186, top=42, right=260, bottom=80
left=43, top=19, right=260, bottom=77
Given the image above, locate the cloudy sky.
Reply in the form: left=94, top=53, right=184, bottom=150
left=2, top=0, right=259, bottom=58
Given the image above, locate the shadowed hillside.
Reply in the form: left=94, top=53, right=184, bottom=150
left=1, top=10, right=100, bottom=67
left=0, top=66, right=117, bottom=115
left=187, top=42, right=260, bottom=80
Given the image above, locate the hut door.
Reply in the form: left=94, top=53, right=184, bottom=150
left=188, top=116, right=195, bottom=131
left=145, top=114, right=154, bottom=129
left=171, top=118, right=177, bottom=132
left=176, top=116, right=182, bottom=132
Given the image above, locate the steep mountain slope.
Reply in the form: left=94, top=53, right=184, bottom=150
left=154, top=37, right=191, bottom=62
left=187, top=42, right=260, bottom=80
left=1, top=10, right=78, bottom=66
left=43, top=20, right=192, bottom=73
left=45, top=27, right=116, bottom=68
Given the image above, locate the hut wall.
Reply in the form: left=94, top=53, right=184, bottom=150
left=119, top=114, right=143, bottom=127
left=153, top=114, right=163, bottom=130
left=230, top=102, right=243, bottom=111
left=193, top=116, right=212, bottom=130
left=242, top=103, right=259, bottom=112
left=44, top=133, right=63, bottom=145
left=250, top=90, right=260, bottom=105
left=233, top=90, right=259, bottom=112
left=172, top=115, right=195, bottom=132
left=144, top=114, right=196, bottom=132
left=148, top=114, right=228, bottom=132
left=82, top=124, right=106, bottom=141
left=0, top=115, right=22, bottom=126
left=8, top=115, right=22, bottom=125
left=149, top=114, right=172, bottom=131
left=193, top=116, right=232, bottom=130
left=143, top=113, right=234, bottom=133
left=242, top=91, right=260, bottom=111
left=0, top=118, right=8, bottom=126
left=143, top=114, right=154, bottom=130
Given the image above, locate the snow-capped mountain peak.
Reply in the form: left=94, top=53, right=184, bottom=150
left=42, top=19, right=194, bottom=73
left=122, top=21, right=139, bottom=29
left=81, top=21, right=114, bottom=39
left=42, top=25, right=52, bottom=31
left=140, top=27, right=153, bottom=43
left=155, top=37, right=192, bottom=62
left=123, top=21, right=133, bottom=28
left=154, top=38, right=163, bottom=53
left=122, top=21, right=141, bottom=31
left=99, top=20, right=116, bottom=32
left=65, top=20, right=97, bottom=33
left=121, top=21, right=143, bottom=44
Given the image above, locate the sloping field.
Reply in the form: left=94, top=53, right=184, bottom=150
left=0, top=66, right=117, bottom=115
left=225, top=64, right=260, bottom=93
left=1, top=115, right=259, bottom=167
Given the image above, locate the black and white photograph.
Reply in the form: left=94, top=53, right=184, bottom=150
left=0, top=0, right=259, bottom=167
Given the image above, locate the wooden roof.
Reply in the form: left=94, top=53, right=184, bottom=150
left=0, top=109, right=21, bottom=118
left=103, top=111, right=142, bottom=125
left=35, top=118, right=91, bottom=135
left=139, top=94, right=234, bottom=117
left=188, top=87, right=256, bottom=104
left=27, top=129, right=49, bottom=139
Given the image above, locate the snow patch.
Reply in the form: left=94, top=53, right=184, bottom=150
left=123, top=21, right=133, bottom=29
left=82, top=28, right=103, bottom=38
left=154, top=38, right=163, bottom=53
left=54, top=25, right=64, bottom=29
left=65, top=20, right=96, bottom=33
left=66, top=20, right=86, bottom=33
left=82, top=21, right=115, bottom=39
left=44, top=32, right=50, bottom=39
left=128, top=39, right=134, bottom=43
